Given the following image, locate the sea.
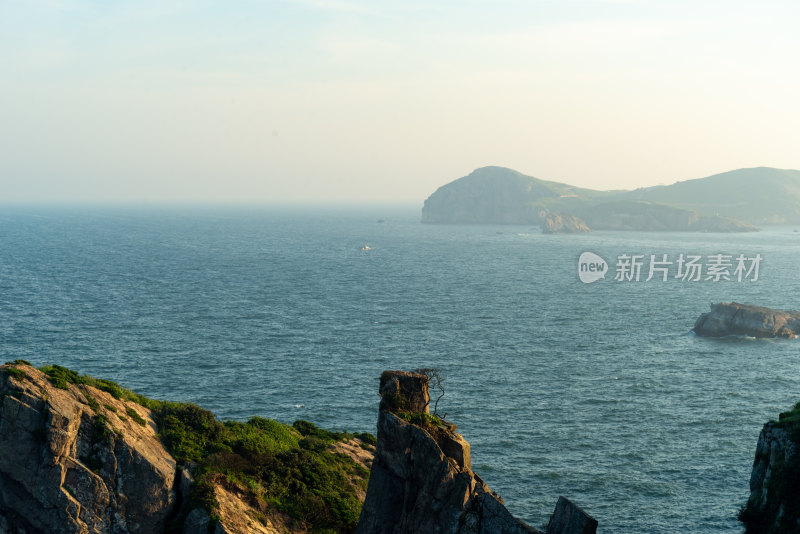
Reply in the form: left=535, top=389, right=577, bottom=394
left=1, top=204, right=799, bottom=533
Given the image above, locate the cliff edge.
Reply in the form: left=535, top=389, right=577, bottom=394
left=740, top=402, right=800, bottom=532
left=0, top=362, right=374, bottom=534
left=356, top=371, right=597, bottom=534
left=0, top=362, right=176, bottom=533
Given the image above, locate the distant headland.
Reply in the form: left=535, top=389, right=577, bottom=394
left=422, top=166, right=800, bottom=232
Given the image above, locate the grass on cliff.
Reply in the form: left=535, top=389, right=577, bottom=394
left=40, top=364, right=153, bottom=406
left=156, top=404, right=369, bottom=532
left=34, top=364, right=371, bottom=534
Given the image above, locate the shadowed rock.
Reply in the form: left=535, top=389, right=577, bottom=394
left=546, top=497, right=598, bottom=534
left=740, top=404, right=800, bottom=532
left=693, top=302, right=800, bottom=338
left=356, top=370, right=597, bottom=534
left=379, top=370, right=430, bottom=413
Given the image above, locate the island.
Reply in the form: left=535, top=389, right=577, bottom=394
left=693, top=302, right=800, bottom=338
left=421, top=166, right=800, bottom=231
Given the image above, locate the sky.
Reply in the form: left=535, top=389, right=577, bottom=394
left=1, top=0, right=799, bottom=204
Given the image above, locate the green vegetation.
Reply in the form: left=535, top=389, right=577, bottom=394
left=83, top=394, right=100, bottom=412
left=93, top=414, right=115, bottom=445
left=355, top=432, right=377, bottom=447
left=2, top=367, right=28, bottom=381
left=40, top=365, right=150, bottom=405
left=32, top=363, right=373, bottom=532
left=153, top=407, right=368, bottom=532
left=776, top=402, right=800, bottom=427
left=126, top=407, right=147, bottom=427
left=399, top=411, right=442, bottom=429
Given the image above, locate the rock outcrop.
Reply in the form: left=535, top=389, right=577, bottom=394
left=693, top=302, right=800, bottom=338
left=0, top=362, right=177, bottom=533
left=541, top=213, right=590, bottom=234
left=740, top=404, right=800, bottom=533
left=356, top=370, right=597, bottom=534
left=546, top=497, right=597, bottom=534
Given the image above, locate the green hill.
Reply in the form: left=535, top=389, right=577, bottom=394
left=617, top=167, right=800, bottom=224
left=421, top=166, right=611, bottom=224
left=422, top=166, right=799, bottom=230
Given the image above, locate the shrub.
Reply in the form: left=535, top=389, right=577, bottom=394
left=83, top=394, right=100, bottom=412
left=39, top=365, right=153, bottom=406
left=399, top=411, right=442, bottom=429
left=293, top=420, right=350, bottom=443
left=149, top=402, right=224, bottom=464
left=40, top=365, right=81, bottom=389
left=355, top=432, right=377, bottom=446
left=93, top=414, right=115, bottom=444
left=126, top=407, right=147, bottom=427
left=2, top=368, right=28, bottom=382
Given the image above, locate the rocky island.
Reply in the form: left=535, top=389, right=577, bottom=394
left=693, top=302, right=800, bottom=338
left=422, top=166, right=800, bottom=231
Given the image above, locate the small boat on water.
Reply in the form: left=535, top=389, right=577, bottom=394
left=361, top=245, right=372, bottom=251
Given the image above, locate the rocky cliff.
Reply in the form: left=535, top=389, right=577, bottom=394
left=541, top=213, right=590, bottom=234
left=693, top=302, right=800, bottom=338
left=740, top=403, right=800, bottom=532
left=356, top=371, right=597, bottom=534
left=0, top=362, right=374, bottom=534
left=1, top=363, right=597, bottom=534
left=0, top=362, right=176, bottom=533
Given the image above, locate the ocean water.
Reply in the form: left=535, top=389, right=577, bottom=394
left=2, top=205, right=799, bottom=533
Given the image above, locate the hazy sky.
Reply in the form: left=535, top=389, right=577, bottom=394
left=2, top=0, right=799, bottom=203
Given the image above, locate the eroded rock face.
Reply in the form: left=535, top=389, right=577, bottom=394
left=693, top=302, right=800, bottom=338
left=541, top=213, right=591, bottom=234
left=740, top=420, right=800, bottom=533
left=358, top=371, right=596, bottom=534
left=379, top=370, right=430, bottom=413
left=0, top=363, right=177, bottom=533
